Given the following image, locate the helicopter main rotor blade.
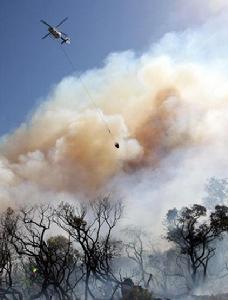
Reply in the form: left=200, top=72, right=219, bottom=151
left=56, top=17, right=68, bottom=28
left=40, top=20, right=52, bottom=27
left=42, top=32, right=51, bottom=39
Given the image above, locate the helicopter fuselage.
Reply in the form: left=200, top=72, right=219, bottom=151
left=48, top=27, right=61, bottom=39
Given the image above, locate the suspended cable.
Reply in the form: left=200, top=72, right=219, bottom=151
left=60, top=45, right=119, bottom=148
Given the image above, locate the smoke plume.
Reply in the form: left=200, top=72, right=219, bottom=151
left=1, top=10, right=228, bottom=233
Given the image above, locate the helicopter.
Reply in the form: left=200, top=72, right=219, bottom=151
left=40, top=17, right=70, bottom=44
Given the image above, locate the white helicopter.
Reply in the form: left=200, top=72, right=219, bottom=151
left=40, top=17, right=70, bottom=44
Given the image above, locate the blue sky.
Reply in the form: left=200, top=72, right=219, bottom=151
left=0, top=0, right=204, bottom=136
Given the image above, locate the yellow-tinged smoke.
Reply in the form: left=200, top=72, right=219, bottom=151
left=1, top=54, right=228, bottom=204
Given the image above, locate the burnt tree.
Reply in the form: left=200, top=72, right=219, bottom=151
left=56, top=197, right=123, bottom=300
left=11, top=205, right=80, bottom=300
left=0, top=207, right=22, bottom=300
left=166, top=204, right=228, bottom=285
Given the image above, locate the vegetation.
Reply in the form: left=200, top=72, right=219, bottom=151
left=0, top=178, right=228, bottom=299
left=166, top=204, right=228, bottom=285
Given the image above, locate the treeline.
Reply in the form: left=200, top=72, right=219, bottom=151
left=0, top=178, right=228, bottom=299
